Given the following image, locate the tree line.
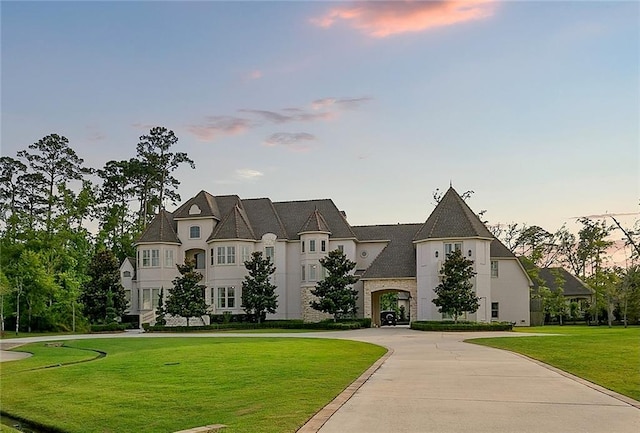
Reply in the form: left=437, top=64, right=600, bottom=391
left=489, top=218, right=640, bottom=326
left=0, top=127, right=194, bottom=333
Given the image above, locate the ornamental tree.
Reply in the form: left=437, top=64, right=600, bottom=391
left=432, top=249, right=479, bottom=323
left=310, top=249, right=359, bottom=322
left=241, top=251, right=278, bottom=324
left=166, top=260, right=207, bottom=326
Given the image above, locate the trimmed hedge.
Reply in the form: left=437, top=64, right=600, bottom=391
left=144, top=318, right=370, bottom=333
left=410, top=321, right=514, bottom=332
left=90, top=323, right=129, bottom=333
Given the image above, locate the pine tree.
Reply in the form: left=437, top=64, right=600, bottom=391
left=310, top=249, right=359, bottom=322
left=166, top=260, right=206, bottom=326
left=432, top=249, right=479, bottom=323
left=241, top=251, right=278, bottom=324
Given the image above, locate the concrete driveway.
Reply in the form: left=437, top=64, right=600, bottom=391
left=301, top=327, right=640, bottom=433
left=2, top=327, right=639, bottom=433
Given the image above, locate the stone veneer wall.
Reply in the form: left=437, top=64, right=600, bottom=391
left=301, top=286, right=333, bottom=322
left=363, top=279, right=417, bottom=325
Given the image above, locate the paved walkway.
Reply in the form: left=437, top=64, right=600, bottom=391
left=1, top=328, right=639, bottom=433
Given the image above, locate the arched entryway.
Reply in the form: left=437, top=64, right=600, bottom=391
left=363, top=279, right=417, bottom=327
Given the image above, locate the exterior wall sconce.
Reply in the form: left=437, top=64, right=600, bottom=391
left=468, top=250, right=472, bottom=257
left=435, top=251, right=439, bottom=258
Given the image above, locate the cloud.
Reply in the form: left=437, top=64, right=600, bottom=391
left=186, top=95, right=370, bottom=142
left=263, top=132, right=316, bottom=152
left=236, top=168, right=264, bottom=180
left=186, top=116, right=253, bottom=141
left=311, top=0, right=497, bottom=38
left=311, top=96, right=373, bottom=110
left=247, top=69, right=263, bottom=80
left=239, top=108, right=336, bottom=124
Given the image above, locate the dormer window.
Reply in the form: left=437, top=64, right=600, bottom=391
left=123, top=271, right=131, bottom=277
left=189, top=204, right=201, bottom=215
left=190, top=226, right=201, bottom=239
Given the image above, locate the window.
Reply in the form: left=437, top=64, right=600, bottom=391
left=227, top=246, right=236, bottom=264
left=217, top=246, right=236, bottom=264
left=265, top=246, right=274, bottom=262
left=444, top=242, right=462, bottom=256
left=309, top=264, right=318, bottom=281
left=124, top=289, right=131, bottom=306
left=321, top=240, right=326, bottom=252
left=491, top=302, right=499, bottom=319
left=141, top=249, right=160, bottom=267
left=309, top=240, right=316, bottom=252
left=217, top=287, right=235, bottom=309
left=142, top=288, right=151, bottom=310
left=337, top=245, right=344, bottom=253
left=152, top=288, right=161, bottom=308
left=123, top=271, right=131, bottom=278
left=491, top=261, right=499, bottom=278
left=189, top=225, right=201, bottom=239
left=301, top=241, right=305, bottom=253
left=241, top=246, right=251, bottom=263
left=164, top=249, right=174, bottom=268
left=320, top=265, right=328, bottom=279
left=301, top=265, right=306, bottom=281
left=142, top=250, right=150, bottom=267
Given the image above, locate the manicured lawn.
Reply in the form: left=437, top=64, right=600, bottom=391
left=469, top=326, right=640, bottom=401
left=1, top=337, right=386, bottom=433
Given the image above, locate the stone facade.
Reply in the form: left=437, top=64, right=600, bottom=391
left=301, top=287, right=333, bottom=322
left=363, top=279, right=417, bottom=326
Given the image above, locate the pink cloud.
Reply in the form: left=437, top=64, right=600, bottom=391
left=186, top=116, right=252, bottom=142
left=311, top=0, right=497, bottom=38
left=248, top=69, right=263, bottom=80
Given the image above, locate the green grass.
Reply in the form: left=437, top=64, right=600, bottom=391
left=469, top=326, right=640, bottom=401
left=0, top=337, right=386, bottom=433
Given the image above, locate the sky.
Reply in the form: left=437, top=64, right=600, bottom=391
left=2, top=0, right=639, bottom=245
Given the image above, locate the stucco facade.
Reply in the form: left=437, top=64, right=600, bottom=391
left=121, top=188, right=532, bottom=326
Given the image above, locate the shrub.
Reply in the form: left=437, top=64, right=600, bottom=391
left=144, top=319, right=365, bottom=332
left=410, top=321, right=513, bottom=332
left=90, top=323, right=129, bottom=333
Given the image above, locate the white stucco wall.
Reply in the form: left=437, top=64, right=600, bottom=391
left=490, top=258, right=531, bottom=326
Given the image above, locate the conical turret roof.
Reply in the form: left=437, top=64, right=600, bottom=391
left=414, top=187, right=493, bottom=241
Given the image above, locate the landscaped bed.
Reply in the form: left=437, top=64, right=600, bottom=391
left=1, top=337, right=386, bottom=433
left=410, top=320, right=514, bottom=331
left=468, top=325, right=640, bottom=401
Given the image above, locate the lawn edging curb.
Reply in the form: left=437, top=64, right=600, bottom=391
left=296, top=346, right=394, bottom=433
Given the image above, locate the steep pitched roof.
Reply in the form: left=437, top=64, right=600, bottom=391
left=273, top=199, right=357, bottom=240
left=136, top=209, right=180, bottom=244
left=490, top=239, right=517, bottom=258
left=240, top=198, right=288, bottom=239
left=536, top=267, right=593, bottom=297
left=298, top=209, right=331, bottom=234
left=414, top=187, right=494, bottom=241
left=208, top=203, right=257, bottom=240
left=355, top=224, right=422, bottom=279
left=172, top=190, right=220, bottom=219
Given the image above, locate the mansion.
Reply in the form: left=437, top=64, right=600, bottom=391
left=120, top=187, right=532, bottom=326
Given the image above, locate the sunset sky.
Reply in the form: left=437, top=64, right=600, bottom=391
left=2, top=1, right=638, bottom=247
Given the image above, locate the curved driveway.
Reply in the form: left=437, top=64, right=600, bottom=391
left=2, top=328, right=639, bottom=433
